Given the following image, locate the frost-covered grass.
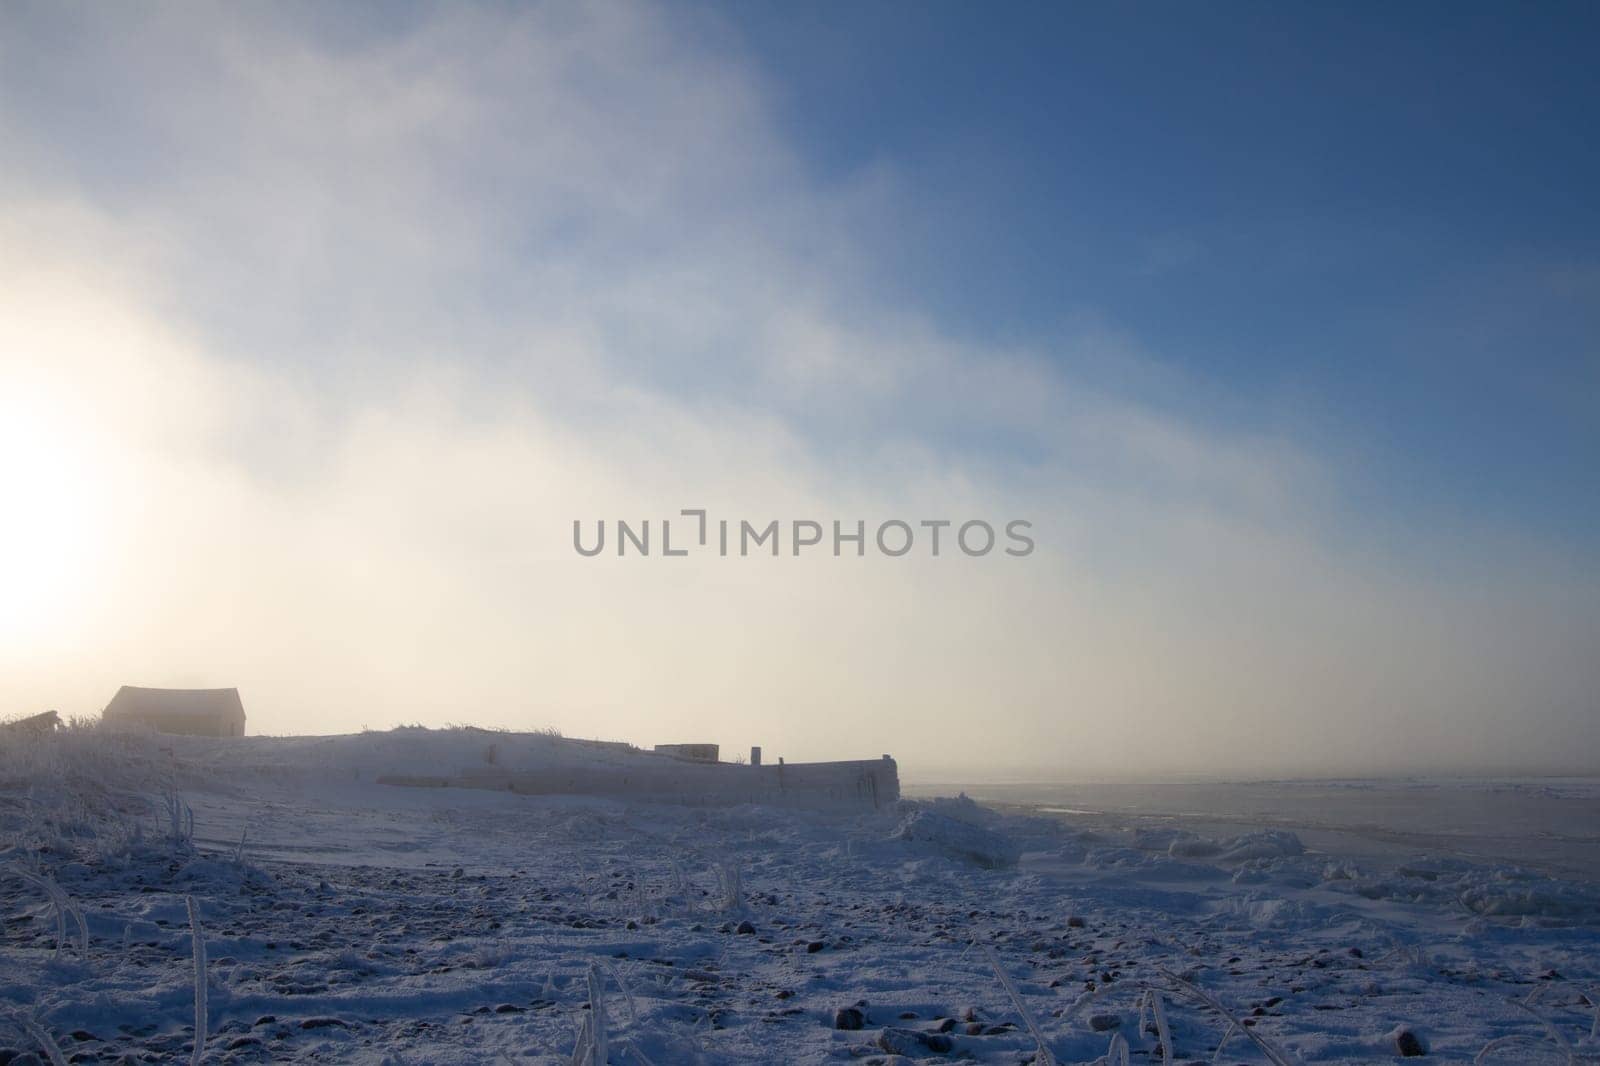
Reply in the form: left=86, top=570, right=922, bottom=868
left=1, top=868, right=87, bottom=960
left=186, top=895, right=210, bottom=1066
left=2, top=727, right=1598, bottom=1063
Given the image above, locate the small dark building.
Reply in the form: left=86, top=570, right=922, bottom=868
left=653, top=742, right=719, bottom=762
left=1, top=710, right=61, bottom=737
left=102, top=686, right=246, bottom=737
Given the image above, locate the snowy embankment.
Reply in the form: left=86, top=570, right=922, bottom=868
left=2, top=726, right=1599, bottom=1064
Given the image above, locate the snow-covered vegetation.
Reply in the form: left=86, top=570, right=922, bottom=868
left=2, top=722, right=1598, bottom=1063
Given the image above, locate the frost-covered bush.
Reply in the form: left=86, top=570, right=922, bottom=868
left=0, top=719, right=172, bottom=863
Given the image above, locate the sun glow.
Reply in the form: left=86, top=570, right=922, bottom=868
left=0, top=395, right=107, bottom=640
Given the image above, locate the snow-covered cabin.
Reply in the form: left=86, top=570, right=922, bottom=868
left=102, top=686, right=246, bottom=737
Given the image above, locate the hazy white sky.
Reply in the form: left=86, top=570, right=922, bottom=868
left=0, top=2, right=1594, bottom=779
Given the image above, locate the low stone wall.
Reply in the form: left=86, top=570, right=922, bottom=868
left=379, top=755, right=899, bottom=810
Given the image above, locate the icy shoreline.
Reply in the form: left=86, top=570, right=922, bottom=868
left=911, top=777, right=1600, bottom=882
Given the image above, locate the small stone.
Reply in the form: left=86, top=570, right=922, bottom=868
left=833, top=1007, right=865, bottom=1031
left=1067, top=915, right=1086, bottom=928
left=877, top=1028, right=954, bottom=1055
left=806, top=941, right=824, bottom=953
left=1088, top=1013, right=1121, bottom=1032
left=735, top=920, right=756, bottom=935
left=1392, top=1027, right=1427, bottom=1057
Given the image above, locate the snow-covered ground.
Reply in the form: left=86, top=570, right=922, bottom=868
left=3, top=727, right=1598, bottom=1064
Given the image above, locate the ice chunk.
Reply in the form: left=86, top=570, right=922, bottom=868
left=891, top=809, right=1021, bottom=868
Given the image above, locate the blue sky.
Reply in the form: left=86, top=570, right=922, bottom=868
left=708, top=1, right=1600, bottom=548
left=0, top=2, right=1594, bottom=774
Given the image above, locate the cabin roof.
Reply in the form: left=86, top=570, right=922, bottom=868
left=104, top=686, right=245, bottom=719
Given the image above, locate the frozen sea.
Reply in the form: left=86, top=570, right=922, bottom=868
left=905, top=777, right=1600, bottom=881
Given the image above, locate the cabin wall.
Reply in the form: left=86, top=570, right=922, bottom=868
left=104, top=712, right=245, bottom=737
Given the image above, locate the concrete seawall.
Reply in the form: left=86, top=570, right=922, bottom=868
left=379, top=754, right=900, bottom=810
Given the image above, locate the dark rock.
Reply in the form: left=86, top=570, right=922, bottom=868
left=935, top=1018, right=956, bottom=1032
left=1393, top=1027, right=1426, bottom=1056
left=299, top=1017, right=351, bottom=1030
left=1088, top=1013, right=1121, bottom=1032
left=1066, top=916, right=1086, bottom=928
left=806, top=941, right=824, bottom=953
left=833, top=1007, right=866, bottom=1030
left=735, top=920, right=756, bottom=935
